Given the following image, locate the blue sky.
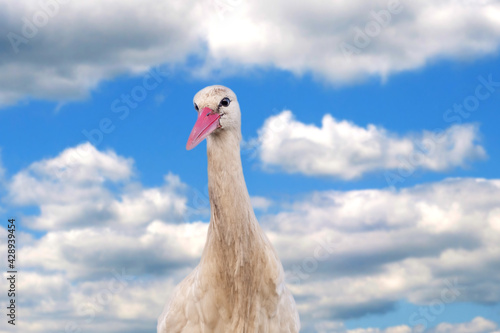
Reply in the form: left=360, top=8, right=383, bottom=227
left=1, top=1, right=500, bottom=333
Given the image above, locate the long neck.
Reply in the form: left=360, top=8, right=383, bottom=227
left=201, top=129, right=281, bottom=329
left=203, top=128, right=272, bottom=281
left=205, top=129, right=257, bottom=244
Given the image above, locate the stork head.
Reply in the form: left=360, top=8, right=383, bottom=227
left=186, top=85, right=240, bottom=150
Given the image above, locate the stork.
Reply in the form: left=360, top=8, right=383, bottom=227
left=157, top=85, right=300, bottom=333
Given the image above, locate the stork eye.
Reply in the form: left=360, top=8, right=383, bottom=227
left=220, top=97, right=231, bottom=107
left=194, top=103, right=199, bottom=111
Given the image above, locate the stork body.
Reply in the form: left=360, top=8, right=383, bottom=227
left=157, top=86, right=300, bottom=333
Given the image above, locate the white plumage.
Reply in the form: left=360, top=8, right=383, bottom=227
left=157, top=85, right=300, bottom=333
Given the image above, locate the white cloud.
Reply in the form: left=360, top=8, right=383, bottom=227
left=9, top=176, right=500, bottom=332
left=0, top=0, right=204, bottom=106
left=20, top=220, right=208, bottom=280
left=0, top=143, right=208, bottom=332
left=0, top=269, right=175, bottom=333
left=429, top=317, right=497, bottom=333
left=263, top=178, right=500, bottom=328
left=255, top=111, right=486, bottom=179
left=8, top=143, right=188, bottom=230
left=2, top=144, right=500, bottom=332
left=251, top=195, right=273, bottom=211
left=2, top=1, right=500, bottom=106
left=313, top=317, right=498, bottom=333
left=204, top=0, right=500, bottom=83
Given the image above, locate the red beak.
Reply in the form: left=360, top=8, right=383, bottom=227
left=186, top=107, right=221, bottom=150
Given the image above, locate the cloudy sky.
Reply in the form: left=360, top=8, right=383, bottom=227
left=1, top=0, right=500, bottom=332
